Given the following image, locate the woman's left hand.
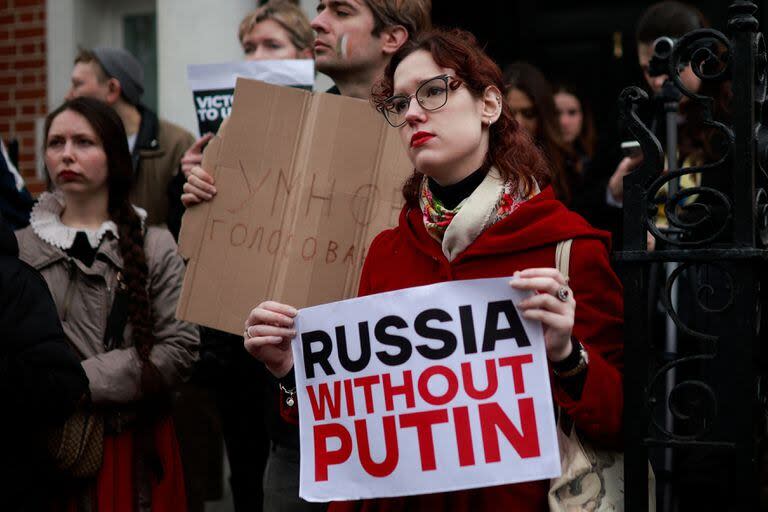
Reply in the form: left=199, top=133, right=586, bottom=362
left=510, top=268, right=575, bottom=362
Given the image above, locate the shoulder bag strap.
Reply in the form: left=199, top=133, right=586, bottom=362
left=553, top=239, right=573, bottom=430
left=555, top=239, right=573, bottom=280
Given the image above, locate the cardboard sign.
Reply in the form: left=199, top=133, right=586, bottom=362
left=292, top=277, right=561, bottom=502
left=177, top=78, right=412, bottom=335
left=187, top=60, right=315, bottom=135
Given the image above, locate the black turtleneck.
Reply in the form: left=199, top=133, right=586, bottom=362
left=427, top=167, right=487, bottom=210
left=428, top=166, right=586, bottom=399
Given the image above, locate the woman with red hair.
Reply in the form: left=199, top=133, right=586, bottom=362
left=243, top=28, right=623, bottom=511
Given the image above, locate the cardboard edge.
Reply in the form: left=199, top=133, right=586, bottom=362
left=177, top=135, right=223, bottom=258
left=176, top=135, right=223, bottom=323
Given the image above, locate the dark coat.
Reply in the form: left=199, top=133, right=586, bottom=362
left=0, top=141, right=34, bottom=230
left=0, top=213, right=88, bottom=510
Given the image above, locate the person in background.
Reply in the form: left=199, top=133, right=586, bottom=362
left=551, top=82, right=614, bottom=225
left=311, top=0, right=431, bottom=97
left=244, top=27, right=623, bottom=512
left=553, top=83, right=596, bottom=174
left=181, top=0, right=432, bottom=206
left=588, top=1, right=712, bottom=236
left=240, top=0, right=314, bottom=61
left=178, top=0, right=314, bottom=195
left=178, top=2, right=431, bottom=510
left=582, top=4, right=733, bottom=509
left=66, top=47, right=195, bottom=232
left=0, top=137, right=35, bottom=229
left=0, top=211, right=89, bottom=511
left=16, top=97, right=199, bottom=511
left=174, top=2, right=317, bottom=511
left=502, top=62, right=577, bottom=206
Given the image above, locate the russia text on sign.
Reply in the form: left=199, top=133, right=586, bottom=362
left=292, top=277, right=561, bottom=502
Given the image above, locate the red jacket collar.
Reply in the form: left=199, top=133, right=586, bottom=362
left=398, top=186, right=612, bottom=262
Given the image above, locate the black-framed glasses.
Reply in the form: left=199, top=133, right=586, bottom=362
left=379, top=74, right=462, bottom=128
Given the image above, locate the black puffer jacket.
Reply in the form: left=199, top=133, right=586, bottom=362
left=0, top=213, right=88, bottom=510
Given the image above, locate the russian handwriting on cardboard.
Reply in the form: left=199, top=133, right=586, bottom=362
left=177, top=78, right=411, bottom=335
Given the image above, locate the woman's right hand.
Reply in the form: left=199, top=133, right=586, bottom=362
left=181, top=165, right=217, bottom=207
left=244, top=301, right=298, bottom=378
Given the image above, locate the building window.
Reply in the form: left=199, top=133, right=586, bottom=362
left=123, top=13, right=158, bottom=112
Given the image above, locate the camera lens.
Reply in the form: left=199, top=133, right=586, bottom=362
left=653, top=36, right=676, bottom=59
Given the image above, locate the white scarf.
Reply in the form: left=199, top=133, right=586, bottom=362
left=422, top=168, right=538, bottom=261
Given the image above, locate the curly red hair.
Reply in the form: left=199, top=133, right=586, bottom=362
left=371, top=28, right=551, bottom=207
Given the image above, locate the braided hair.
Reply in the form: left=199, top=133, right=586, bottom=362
left=44, top=97, right=163, bottom=395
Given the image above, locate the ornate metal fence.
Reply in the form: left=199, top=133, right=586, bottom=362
left=616, top=1, right=768, bottom=510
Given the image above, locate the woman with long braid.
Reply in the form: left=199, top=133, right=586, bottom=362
left=16, top=97, right=199, bottom=511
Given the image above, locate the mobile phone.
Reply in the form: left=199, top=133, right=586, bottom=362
left=621, top=140, right=642, bottom=158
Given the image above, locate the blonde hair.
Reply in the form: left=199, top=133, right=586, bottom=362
left=238, top=0, right=313, bottom=52
left=364, top=0, right=432, bottom=39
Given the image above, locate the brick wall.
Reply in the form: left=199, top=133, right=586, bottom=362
left=0, top=0, right=47, bottom=194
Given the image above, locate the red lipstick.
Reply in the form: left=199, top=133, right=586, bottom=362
left=58, top=170, right=79, bottom=181
left=410, top=131, right=434, bottom=148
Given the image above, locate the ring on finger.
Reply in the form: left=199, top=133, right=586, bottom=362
left=556, top=286, right=570, bottom=302
left=244, top=327, right=250, bottom=339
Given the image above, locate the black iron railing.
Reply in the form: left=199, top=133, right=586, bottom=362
left=616, top=1, right=768, bottom=510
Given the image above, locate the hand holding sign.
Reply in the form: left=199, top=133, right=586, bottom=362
left=244, top=300, right=299, bottom=378
left=181, top=164, right=217, bottom=207
left=181, top=133, right=215, bottom=178
left=291, top=277, right=561, bottom=502
left=182, top=59, right=315, bottom=209
left=510, top=268, right=575, bottom=362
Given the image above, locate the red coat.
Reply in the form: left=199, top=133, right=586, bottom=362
left=330, top=187, right=624, bottom=512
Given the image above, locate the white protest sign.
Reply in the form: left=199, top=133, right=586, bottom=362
left=186, top=59, right=314, bottom=135
left=292, top=277, right=561, bottom=502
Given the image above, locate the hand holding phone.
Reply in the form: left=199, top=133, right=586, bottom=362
left=621, top=140, right=642, bottom=158
left=609, top=149, right=644, bottom=204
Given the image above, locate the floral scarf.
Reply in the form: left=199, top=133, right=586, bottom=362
left=418, top=168, right=535, bottom=261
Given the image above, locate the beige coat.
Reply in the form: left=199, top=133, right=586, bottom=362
left=131, top=118, right=195, bottom=228
left=15, top=225, right=199, bottom=404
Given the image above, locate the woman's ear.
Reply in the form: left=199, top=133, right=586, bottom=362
left=480, top=85, right=503, bottom=126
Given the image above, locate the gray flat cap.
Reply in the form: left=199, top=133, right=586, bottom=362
left=92, top=47, right=145, bottom=106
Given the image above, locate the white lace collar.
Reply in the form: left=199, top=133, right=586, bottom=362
left=30, top=191, right=147, bottom=250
